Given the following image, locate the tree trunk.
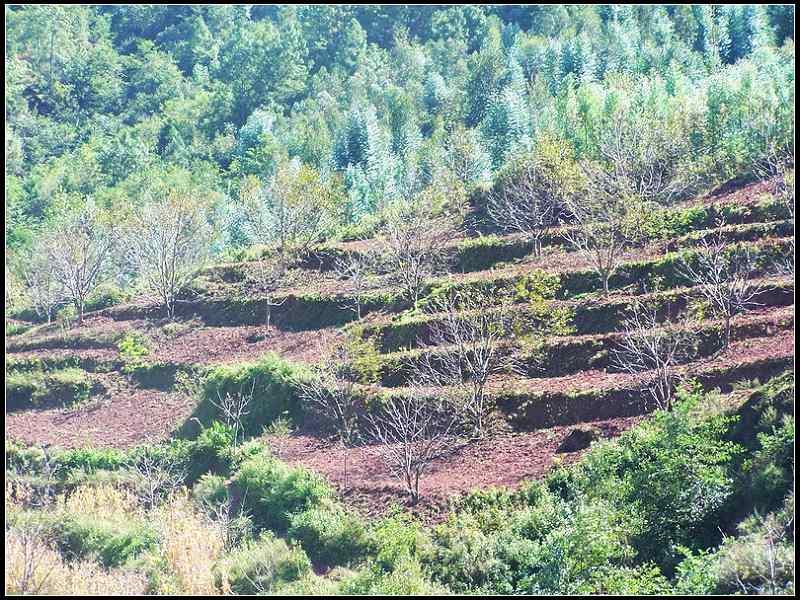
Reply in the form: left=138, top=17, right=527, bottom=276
left=343, top=449, right=348, bottom=493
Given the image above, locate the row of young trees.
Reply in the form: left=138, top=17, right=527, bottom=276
left=21, top=192, right=215, bottom=324
left=294, top=213, right=787, bottom=503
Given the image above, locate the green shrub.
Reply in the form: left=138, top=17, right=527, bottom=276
left=6, top=367, right=98, bottom=410
left=54, top=447, right=129, bottom=475
left=187, top=421, right=234, bottom=481
left=233, top=453, right=333, bottom=532
left=193, top=473, right=228, bottom=508
left=370, top=508, right=425, bottom=571
left=85, top=283, right=129, bottom=312
left=186, top=353, right=311, bottom=438
left=11, top=509, right=157, bottom=568
left=736, top=416, right=794, bottom=514
left=5, top=440, right=47, bottom=473
left=288, top=502, right=371, bottom=567
left=6, top=321, right=32, bottom=336
left=344, top=332, right=382, bottom=384
left=340, top=558, right=449, bottom=595
left=215, top=533, right=311, bottom=594
left=673, top=547, right=719, bottom=594
left=117, top=331, right=151, bottom=374
left=271, top=573, right=343, bottom=596
left=55, top=515, right=158, bottom=567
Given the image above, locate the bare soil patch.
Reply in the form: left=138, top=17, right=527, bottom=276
left=267, top=416, right=643, bottom=520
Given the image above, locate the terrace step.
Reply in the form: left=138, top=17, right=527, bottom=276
left=201, top=185, right=790, bottom=281
left=94, top=237, right=793, bottom=331
left=362, top=278, right=794, bottom=353
left=374, top=304, right=795, bottom=386
left=378, top=330, right=794, bottom=431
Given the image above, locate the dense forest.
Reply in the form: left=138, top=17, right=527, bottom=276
left=5, top=4, right=795, bottom=304
left=4, top=4, right=796, bottom=596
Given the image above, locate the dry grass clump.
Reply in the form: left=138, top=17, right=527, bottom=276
left=150, top=491, right=226, bottom=595
left=56, top=483, right=140, bottom=521
left=5, top=528, right=147, bottom=595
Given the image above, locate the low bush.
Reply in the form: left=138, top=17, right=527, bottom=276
left=85, top=283, right=129, bottom=312
left=288, top=501, right=371, bottom=567
left=54, top=515, right=158, bottom=567
left=55, top=447, right=129, bottom=475
left=5, top=527, right=149, bottom=594
left=6, top=367, right=99, bottom=410
left=117, top=331, right=152, bottom=374
left=184, top=353, right=311, bottom=438
left=186, top=421, right=234, bottom=482
left=340, top=557, right=449, bottom=595
left=233, top=452, right=333, bottom=532
left=215, top=533, right=311, bottom=594
left=370, top=508, right=426, bottom=571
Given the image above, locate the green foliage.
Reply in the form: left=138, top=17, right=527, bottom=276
left=370, top=508, right=426, bottom=571
left=191, top=473, right=228, bottom=507
left=343, top=332, right=382, bottom=384
left=187, top=353, right=311, bottom=438
left=54, top=515, right=159, bottom=568
left=233, top=452, right=333, bottom=533
left=117, top=331, right=152, bottom=374
left=215, top=533, right=312, bottom=594
left=339, top=557, right=448, bottom=595
left=6, top=366, right=98, bottom=410
left=84, top=283, right=129, bottom=312
left=288, top=502, right=371, bottom=567
left=53, top=447, right=129, bottom=475
left=573, top=390, right=743, bottom=569
left=186, top=421, right=235, bottom=482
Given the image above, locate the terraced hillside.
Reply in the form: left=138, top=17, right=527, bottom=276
left=5, top=176, right=795, bottom=512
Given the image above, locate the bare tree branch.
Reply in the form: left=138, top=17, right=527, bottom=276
left=611, top=299, right=698, bottom=411
left=487, top=159, right=564, bottom=257
left=365, top=390, right=463, bottom=504
left=678, top=221, right=765, bottom=348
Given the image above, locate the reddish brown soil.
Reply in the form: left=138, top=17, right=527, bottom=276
left=8, top=320, right=344, bottom=368
left=691, top=177, right=777, bottom=206
left=147, top=324, right=344, bottom=366
left=5, top=374, right=196, bottom=449
left=4, top=176, right=791, bottom=505
left=268, top=416, right=643, bottom=519
left=7, top=347, right=118, bottom=363
left=489, top=329, right=795, bottom=396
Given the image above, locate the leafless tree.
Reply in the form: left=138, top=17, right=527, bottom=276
left=209, top=379, right=256, bottom=450
left=749, top=109, right=794, bottom=207
left=21, top=253, right=63, bottom=324
left=42, top=201, right=116, bottom=323
left=380, top=199, right=460, bottom=306
left=599, top=112, right=699, bottom=206
left=726, top=508, right=795, bottom=595
left=487, top=160, right=564, bottom=257
left=366, top=390, right=463, bottom=504
left=412, top=290, right=521, bottom=438
left=611, top=300, right=698, bottom=411
left=562, top=163, right=635, bottom=295
left=295, top=347, right=364, bottom=491
left=241, top=162, right=338, bottom=265
left=132, top=445, right=187, bottom=509
left=5, top=524, right=58, bottom=595
left=126, top=192, right=214, bottom=319
left=248, top=258, right=289, bottom=332
left=332, top=250, right=378, bottom=319
left=201, top=492, right=252, bottom=552
left=752, top=147, right=795, bottom=277
left=679, top=225, right=765, bottom=348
